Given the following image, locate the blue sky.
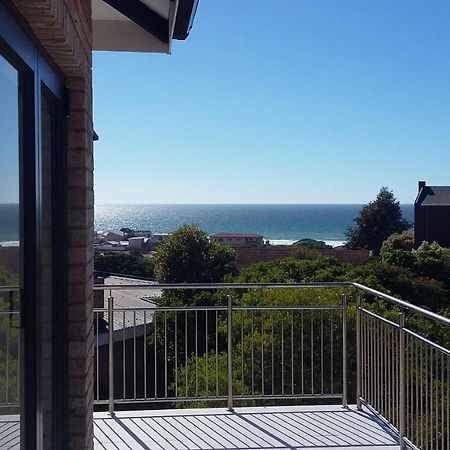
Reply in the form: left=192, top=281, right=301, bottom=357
left=93, top=0, right=450, bottom=204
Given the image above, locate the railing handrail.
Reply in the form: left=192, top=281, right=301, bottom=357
left=0, top=286, right=20, bottom=293
left=94, top=281, right=351, bottom=290
left=352, top=282, right=450, bottom=326
left=93, top=281, right=450, bottom=327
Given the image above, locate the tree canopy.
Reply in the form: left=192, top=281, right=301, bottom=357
left=153, top=225, right=236, bottom=283
left=346, top=187, right=411, bottom=255
left=94, top=252, right=154, bottom=278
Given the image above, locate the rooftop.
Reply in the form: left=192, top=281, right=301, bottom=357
left=213, top=233, right=263, bottom=238
left=415, top=184, right=450, bottom=206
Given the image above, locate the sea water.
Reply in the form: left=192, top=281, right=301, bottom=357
left=93, top=204, right=414, bottom=248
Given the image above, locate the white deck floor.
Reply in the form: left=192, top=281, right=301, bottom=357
left=93, top=405, right=401, bottom=450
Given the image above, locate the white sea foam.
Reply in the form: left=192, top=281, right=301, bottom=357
left=268, top=239, right=346, bottom=248
left=0, top=241, right=20, bottom=247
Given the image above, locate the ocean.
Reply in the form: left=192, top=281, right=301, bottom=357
left=94, top=204, right=414, bottom=247
left=0, top=204, right=414, bottom=247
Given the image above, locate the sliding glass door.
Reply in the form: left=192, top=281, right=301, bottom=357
left=0, top=4, right=66, bottom=449
left=0, top=51, right=21, bottom=448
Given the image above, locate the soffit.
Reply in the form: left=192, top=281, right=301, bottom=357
left=92, top=0, right=197, bottom=53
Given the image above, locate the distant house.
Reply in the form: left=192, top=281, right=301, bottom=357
left=96, top=230, right=124, bottom=242
left=415, top=181, right=450, bottom=248
left=94, top=241, right=128, bottom=252
left=212, top=233, right=264, bottom=248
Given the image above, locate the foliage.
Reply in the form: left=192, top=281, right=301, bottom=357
left=346, top=187, right=411, bottom=255
left=94, top=252, right=154, bottom=278
left=0, top=267, right=20, bottom=406
left=380, top=231, right=415, bottom=254
left=293, top=238, right=331, bottom=249
left=154, top=225, right=236, bottom=283
left=413, top=241, right=450, bottom=281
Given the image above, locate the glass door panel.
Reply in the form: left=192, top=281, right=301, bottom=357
left=0, top=53, right=21, bottom=446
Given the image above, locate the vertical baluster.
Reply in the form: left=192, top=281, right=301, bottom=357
left=108, top=293, right=114, bottom=416
left=311, top=310, right=314, bottom=395
left=415, top=339, right=419, bottom=446
left=164, top=311, right=167, bottom=399
left=421, top=342, right=424, bottom=450
left=342, top=295, right=347, bottom=408
left=271, top=313, right=274, bottom=396
left=96, top=313, right=99, bottom=401
left=320, top=310, right=324, bottom=395
left=215, top=310, right=218, bottom=397
left=241, top=310, right=244, bottom=395
left=206, top=310, right=209, bottom=397
left=133, top=310, right=137, bottom=400
left=301, top=310, right=304, bottom=395
left=227, top=295, right=233, bottom=410
left=122, top=311, right=126, bottom=400
left=331, top=309, right=334, bottom=395
left=251, top=309, right=254, bottom=396
left=383, top=321, right=388, bottom=417
left=174, top=311, right=177, bottom=399
left=154, top=312, right=158, bottom=399
left=376, top=318, right=380, bottom=412
left=144, top=311, right=147, bottom=400
left=195, top=310, right=198, bottom=398
left=425, top=344, right=429, bottom=450
left=185, top=311, right=188, bottom=398
left=356, top=296, right=361, bottom=410
left=282, top=311, right=285, bottom=396
left=261, top=310, right=264, bottom=395
left=441, top=351, right=444, bottom=450
left=399, top=312, right=406, bottom=450
left=291, top=309, right=294, bottom=395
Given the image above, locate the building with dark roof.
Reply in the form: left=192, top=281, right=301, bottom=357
left=414, top=181, right=450, bottom=247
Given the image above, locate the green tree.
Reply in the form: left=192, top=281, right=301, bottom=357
left=346, top=187, right=411, bottom=255
left=94, top=252, right=154, bottom=278
left=154, top=225, right=236, bottom=284
left=381, top=231, right=415, bottom=254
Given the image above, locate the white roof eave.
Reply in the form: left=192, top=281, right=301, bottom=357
left=92, top=0, right=176, bottom=53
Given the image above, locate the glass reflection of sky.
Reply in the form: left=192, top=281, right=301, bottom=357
left=0, top=54, right=19, bottom=204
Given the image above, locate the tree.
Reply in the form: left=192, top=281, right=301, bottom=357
left=346, top=187, right=411, bottom=255
left=154, top=225, right=236, bottom=283
left=381, top=231, right=415, bottom=254
left=94, top=253, right=154, bottom=278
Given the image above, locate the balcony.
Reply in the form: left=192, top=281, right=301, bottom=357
left=2, top=283, right=450, bottom=449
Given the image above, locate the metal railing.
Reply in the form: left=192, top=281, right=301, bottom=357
left=93, top=284, right=348, bottom=412
left=0, top=287, right=21, bottom=411
left=93, top=282, right=450, bottom=450
left=355, top=285, right=450, bottom=450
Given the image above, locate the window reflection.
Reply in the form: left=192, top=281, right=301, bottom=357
left=0, top=54, right=21, bottom=430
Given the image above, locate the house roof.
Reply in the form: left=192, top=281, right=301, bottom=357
left=213, top=233, right=264, bottom=239
left=92, top=0, right=199, bottom=53
left=99, top=275, right=161, bottom=331
left=416, top=186, right=450, bottom=206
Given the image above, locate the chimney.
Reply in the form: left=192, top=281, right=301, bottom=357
left=418, top=181, right=426, bottom=192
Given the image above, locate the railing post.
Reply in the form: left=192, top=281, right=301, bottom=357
left=108, top=293, right=115, bottom=416
left=227, top=294, right=233, bottom=411
left=356, top=294, right=362, bottom=411
left=342, top=294, right=348, bottom=408
left=399, top=311, right=406, bottom=449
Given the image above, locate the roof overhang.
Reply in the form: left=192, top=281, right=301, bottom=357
left=92, top=0, right=199, bottom=53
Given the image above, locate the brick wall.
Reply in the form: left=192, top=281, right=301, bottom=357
left=11, top=1, right=94, bottom=449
